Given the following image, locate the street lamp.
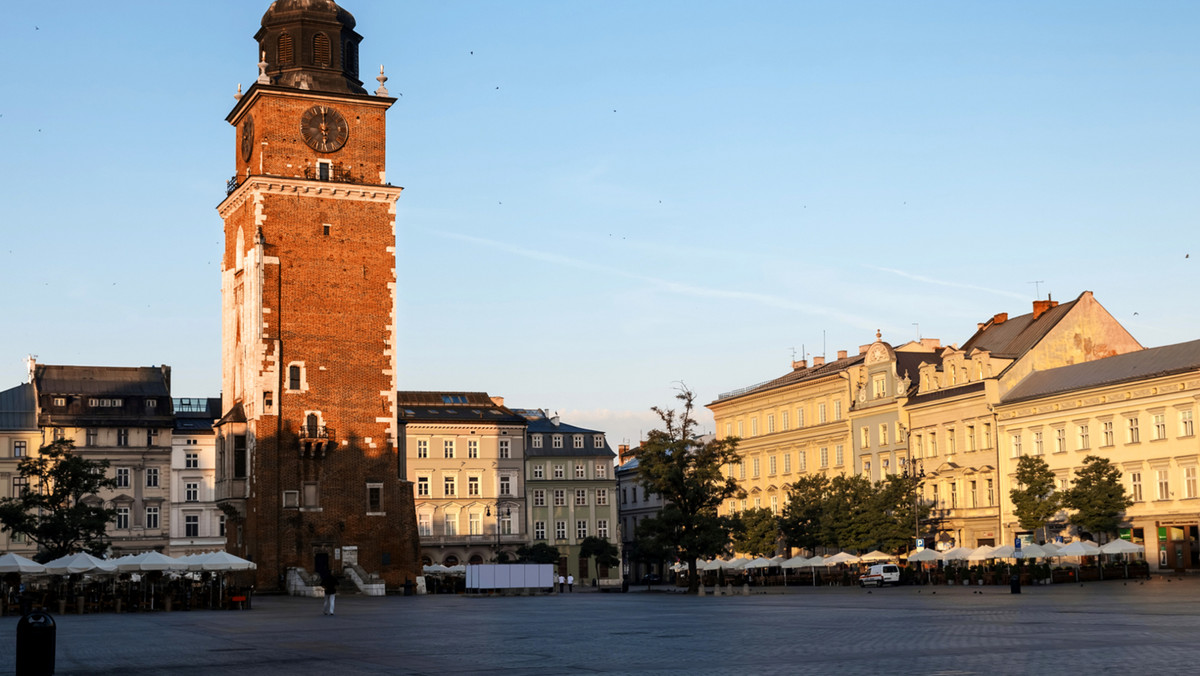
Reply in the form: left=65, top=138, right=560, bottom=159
left=486, top=505, right=511, bottom=561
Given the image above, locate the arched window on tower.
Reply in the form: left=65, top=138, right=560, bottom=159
left=313, top=33, right=331, bottom=67
left=277, top=32, right=294, bottom=65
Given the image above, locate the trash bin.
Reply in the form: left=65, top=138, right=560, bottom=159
left=1010, top=573, right=1021, bottom=594
left=16, top=611, right=56, bottom=676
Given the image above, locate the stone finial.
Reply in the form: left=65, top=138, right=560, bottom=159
left=234, top=83, right=243, bottom=101
left=257, top=51, right=271, bottom=85
left=375, top=64, right=389, bottom=96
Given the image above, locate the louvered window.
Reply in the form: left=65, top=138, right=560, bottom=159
left=278, top=33, right=294, bottom=65
left=314, top=33, right=331, bottom=66
left=344, top=40, right=358, bottom=75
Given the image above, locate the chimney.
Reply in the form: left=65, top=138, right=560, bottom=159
left=792, top=359, right=807, bottom=371
left=837, top=350, right=847, bottom=360
left=618, top=444, right=632, bottom=463
left=813, top=356, right=825, bottom=367
left=489, top=396, right=505, bottom=407
left=1031, top=298, right=1059, bottom=320
left=992, top=312, right=1008, bottom=325
left=859, top=344, right=871, bottom=355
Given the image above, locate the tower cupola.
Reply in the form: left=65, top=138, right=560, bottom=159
left=255, top=0, right=365, bottom=94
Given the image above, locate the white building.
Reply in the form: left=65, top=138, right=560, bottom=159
left=170, top=398, right=225, bottom=556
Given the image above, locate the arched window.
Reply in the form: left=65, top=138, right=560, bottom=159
left=288, top=364, right=301, bottom=390
left=313, top=33, right=331, bottom=67
left=305, top=413, right=318, bottom=437
left=277, top=32, right=294, bottom=65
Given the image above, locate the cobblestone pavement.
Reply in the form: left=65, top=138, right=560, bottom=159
left=5, top=577, right=1200, bottom=675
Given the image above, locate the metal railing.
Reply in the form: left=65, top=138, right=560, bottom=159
left=299, top=424, right=334, bottom=440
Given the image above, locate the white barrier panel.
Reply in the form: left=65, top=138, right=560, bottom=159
left=466, top=564, right=555, bottom=590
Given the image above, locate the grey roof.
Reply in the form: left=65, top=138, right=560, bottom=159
left=512, top=409, right=616, bottom=458
left=960, top=296, right=1079, bottom=358
left=1002, top=339, right=1200, bottom=404
left=397, top=391, right=526, bottom=425
left=0, top=383, right=36, bottom=430
left=712, top=353, right=866, bottom=404
left=35, top=365, right=171, bottom=397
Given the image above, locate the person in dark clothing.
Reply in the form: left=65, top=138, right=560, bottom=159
left=321, top=572, right=338, bottom=615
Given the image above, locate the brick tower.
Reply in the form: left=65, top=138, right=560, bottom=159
left=215, top=0, right=420, bottom=590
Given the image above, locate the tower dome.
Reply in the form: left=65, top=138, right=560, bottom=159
left=255, top=0, right=366, bottom=95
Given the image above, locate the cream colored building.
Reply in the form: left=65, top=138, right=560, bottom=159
left=996, top=339, right=1200, bottom=571
left=399, top=392, right=527, bottom=567
left=907, top=292, right=1141, bottom=549
left=0, top=382, right=40, bottom=557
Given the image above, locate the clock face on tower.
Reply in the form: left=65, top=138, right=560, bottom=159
left=241, top=115, right=255, bottom=162
left=300, top=105, right=350, bottom=153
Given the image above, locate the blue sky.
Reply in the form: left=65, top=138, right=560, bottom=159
left=2, top=1, right=1197, bottom=447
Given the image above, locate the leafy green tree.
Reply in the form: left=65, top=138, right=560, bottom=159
left=865, top=473, right=927, bottom=553
left=1062, top=455, right=1133, bottom=539
left=780, top=473, right=830, bottom=551
left=1009, top=455, right=1061, bottom=543
left=515, top=542, right=561, bottom=565
left=635, top=386, right=742, bottom=593
left=0, top=439, right=118, bottom=561
left=731, top=507, right=780, bottom=557
left=579, top=536, right=620, bottom=578
left=821, top=474, right=874, bottom=551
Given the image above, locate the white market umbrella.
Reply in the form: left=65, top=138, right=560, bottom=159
left=940, top=546, right=973, bottom=561
left=988, top=545, right=1017, bottom=559
left=0, top=553, right=46, bottom=574
left=743, top=557, right=774, bottom=570
left=908, top=548, right=941, bottom=563
left=721, top=558, right=750, bottom=571
left=825, top=552, right=860, bottom=565
left=967, top=545, right=996, bottom=562
left=42, top=552, right=117, bottom=575
left=116, top=551, right=184, bottom=572
left=1040, top=543, right=1061, bottom=557
left=860, top=550, right=893, bottom=563
left=780, top=554, right=811, bottom=569
left=189, top=551, right=256, bottom=571
left=1017, top=543, right=1052, bottom=559
left=1100, top=539, right=1144, bottom=555
left=422, top=564, right=449, bottom=574
left=1056, top=540, right=1101, bottom=557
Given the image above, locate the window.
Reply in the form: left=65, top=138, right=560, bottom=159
left=53, top=397, right=66, bottom=407
left=946, top=428, right=956, bottom=455
left=13, top=440, right=25, bottom=457
left=751, top=418, right=758, bottom=436
left=283, top=490, right=300, bottom=508
left=982, top=423, right=991, bottom=448
left=576, top=520, right=588, bottom=539
left=532, top=435, right=543, bottom=449
left=1131, top=472, right=1143, bottom=502
left=1127, top=417, right=1140, bottom=443
left=770, top=495, right=778, bottom=513
left=468, top=476, right=481, bottom=496
left=575, top=489, right=588, bottom=506
left=1078, top=424, right=1090, bottom=450
left=833, top=401, right=842, bottom=421
left=555, top=521, right=567, bottom=540
left=499, top=439, right=511, bottom=458
left=575, top=464, right=586, bottom=479
left=1157, top=469, right=1170, bottom=500
left=533, top=489, right=546, bottom=506
left=52, top=428, right=64, bottom=441
left=738, top=462, right=745, bottom=480
left=444, top=440, right=455, bottom=459
left=595, top=463, right=608, bottom=479
left=85, top=429, right=97, bottom=446
left=783, top=453, right=791, bottom=473
left=552, top=435, right=563, bottom=449
left=1033, top=431, right=1044, bottom=456
left=186, top=481, right=199, bottom=502
left=987, top=478, right=994, bottom=506
left=819, top=447, right=829, bottom=468
left=115, top=507, right=130, bottom=530
left=417, top=477, right=429, bottom=496
left=967, top=425, right=976, bottom=452
left=117, top=429, right=129, bottom=447
left=1011, top=434, right=1022, bottom=458
left=835, top=445, right=844, bottom=467
left=737, top=421, right=744, bottom=437
left=367, top=484, right=382, bottom=512
left=863, top=460, right=871, bottom=477
left=288, top=364, right=301, bottom=390
left=89, top=398, right=123, bottom=408
left=500, top=513, right=513, bottom=536
left=147, top=428, right=158, bottom=447
left=970, top=480, right=978, bottom=508
left=573, top=435, right=584, bottom=449
left=914, top=435, right=923, bottom=456
left=278, top=32, right=294, bottom=64
left=860, top=427, right=870, bottom=449
left=443, top=476, right=457, bottom=497
left=632, top=487, right=639, bottom=503
left=768, top=455, right=777, bottom=475
left=1055, top=428, right=1066, bottom=453
left=767, top=414, right=775, bottom=433
left=116, top=467, right=130, bottom=488
left=469, top=512, right=482, bottom=535
left=798, top=451, right=807, bottom=471
left=879, top=424, right=889, bottom=446
left=313, top=32, right=331, bottom=66
left=553, top=489, right=566, bottom=506
left=500, top=475, right=512, bottom=496
left=416, top=440, right=428, bottom=459
left=1103, top=421, right=1114, bottom=446
left=1153, top=414, right=1167, bottom=441
left=145, top=467, right=159, bottom=488
left=797, top=408, right=805, bottom=428
left=533, top=465, right=544, bottom=479
left=468, top=439, right=479, bottom=458
left=873, top=374, right=887, bottom=399
left=596, top=489, right=608, bottom=506
left=929, top=432, right=938, bottom=456
left=818, top=403, right=827, bottom=424
left=597, top=520, right=609, bottom=539
left=535, top=521, right=546, bottom=540
left=303, top=482, right=318, bottom=508
left=553, top=464, right=565, bottom=479
left=950, top=482, right=958, bottom=508
left=1182, top=410, right=1195, bottom=437
left=219, top=515, right=226, bottom=537
left=444, top=514, right=457, bottom=536
left=594, top=435, right=604, bottom=449
left=418, top=514, right=432, bottom=536
left=145, top=506, right=159, bottom=529
left=1186, top=467, right=1197, bottom=499
left=782, top=411, right=789, bottom=430
left=752, top=457, right=760, bottom=477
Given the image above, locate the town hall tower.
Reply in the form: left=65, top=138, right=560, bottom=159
left=215, top=0, right=419, bottom=590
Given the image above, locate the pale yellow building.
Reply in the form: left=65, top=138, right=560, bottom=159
left=996, top=339, right=1200, bottom=571
left=907, top=292, right=1141, bottom=549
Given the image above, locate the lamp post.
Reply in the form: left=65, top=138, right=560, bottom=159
left=486, top=504, right=510, bottom=562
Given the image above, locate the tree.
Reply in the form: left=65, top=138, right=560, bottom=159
left=1009, top=455, right=1061, bottom=543
left=635, top=386, right=742, bottom=593
left=515, top=542, right=561, bottom=565
left=579, top=536, right=619, bottom=579
left=1062, top=455, right=1133, bottom=539
left=731, top=507, right=780, bottom=557
left=0, top=439, right=118, bottom=561
left=865, top=473, right=927, bottom=553
left=780, top=473, right=830, bottom=551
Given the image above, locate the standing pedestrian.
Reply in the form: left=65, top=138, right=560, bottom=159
left=558, top=575, right=565, bottom=593
left=567, top=574, right=574, bottom=592
left=321, top=571, right=338, bottom=615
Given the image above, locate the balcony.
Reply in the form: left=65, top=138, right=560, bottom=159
left=299, top=424, right=335, bottom=458
left=300, top=424, right=334, bottom=440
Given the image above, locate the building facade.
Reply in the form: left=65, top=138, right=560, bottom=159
left=171, top=397, right=225, bottom=556
left=399, top=392, right=527, bottom=567
left=517, top=410, right=619, bottom=584
left=214, top=0, right=419, bottom=589
left=616, top=452, right=669, bottom=582
left=0, top=381, right=40, bottom=557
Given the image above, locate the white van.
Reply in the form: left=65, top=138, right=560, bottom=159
left=858, top=564, right=900, bottom=587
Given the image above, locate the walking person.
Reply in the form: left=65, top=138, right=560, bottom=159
left=557, top=575, right=565, bottom=593
left=321, top=571, right=338, bottom=616
left=567, top=574, right=574, bottom=592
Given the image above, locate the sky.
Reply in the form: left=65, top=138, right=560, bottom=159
left=2, top=1, right=1198, bottom=448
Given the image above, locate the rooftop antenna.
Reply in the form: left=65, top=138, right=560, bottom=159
left=789, top=347, right=797, bottom=361
left=1028, top=280, right=1045, bottom=300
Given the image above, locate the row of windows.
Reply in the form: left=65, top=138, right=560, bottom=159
left=723, top=400, right=844, bottom=439
left=113, top=507, right=224, bottom=538
left=416, top=474, right=515, bottom=498
left=113, top=467, right=165, bottom=489
left=415, top=438, right=513, bottom=459
left=49, top=397, right=158, bottom=409
left=728, top=495, right=780, bottom=514
left=276, top=31, right=356, bottom=73
left=532, top=519, right=609, bottom=541
left=530, top=488, right=609, bottom=507
left=926, top=479, right=996, bottom=510
left=530, top=462, right=608, bottom=480
left=729, top=446, right=843, bottom=478
left=1008, top=412, right=1194, bottom=458
left=913, top=424, right=992, bottom=458
left=282, top=483, right=386, bottom=513
left=1128, top=466, right=1199, bottom=502
left=48, top=427, right=165, bottom=448
left=417, top=511, right=516, bottom=537
left=529, top=434, right=606, bottom=450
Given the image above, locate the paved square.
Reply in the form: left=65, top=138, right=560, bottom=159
left=5, top=578, right=1200, bottom=675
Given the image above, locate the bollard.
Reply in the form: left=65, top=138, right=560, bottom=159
left=742, top=583, right=750, bottom=596
left=1010, top=573, right=1021, bottom=594
left=16, top=611, right=56, bottom=676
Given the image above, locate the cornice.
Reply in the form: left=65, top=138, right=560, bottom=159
left=218, top=176, right=403, bottom=218
left=227, top=83, right=396, bottom=125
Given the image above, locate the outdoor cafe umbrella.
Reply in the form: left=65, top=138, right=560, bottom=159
left=966, top=545, right=996, bottom=562
left=940, top=546, right=973, bottom=561
left=189, top=551, right=257, bottom=572
left=1100, top=539, right=1144, bottom=555
left=115, top=551, right=185, bottom=572
left=825, top=552, right=860, bottom=566
left=743, top=557, right=774, bottom=570
left=907, top=548, right=941, bottom=563
left=1016, top=542, right=1052, bottom=559
left=42, top=552, right=117, bottom=575
left=0, top=553, right=45, bottom=575
left=860, top=550, right=892, bottom=563
left=780, top=554, right=810, bottom=569
left=1056, top=540, right=1101, bottom=557
left=988, top=544, right=1016, bottom=559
